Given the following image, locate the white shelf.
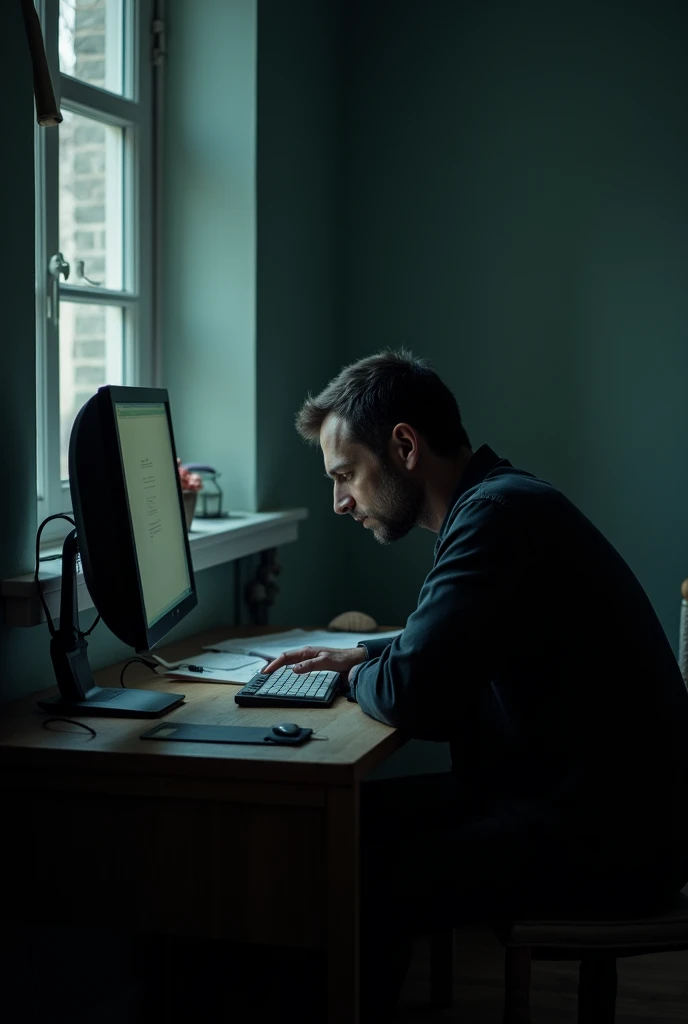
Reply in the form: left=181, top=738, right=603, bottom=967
left=2, top=508, right=308, bottom=628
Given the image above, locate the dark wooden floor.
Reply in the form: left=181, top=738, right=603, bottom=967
left=8, top=922, right=685, bottom=1021
left=399, top=926, right=688, bottom=1022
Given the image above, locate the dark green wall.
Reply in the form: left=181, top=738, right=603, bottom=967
left=339, top=0, right=688, bottom=649
left=163, top=0, right=258, bottom=512
left=0, top=4, right=52, bottom=705
left=163, top=0, right=348, bottom=628
left=0, top=1, right=35, bottom=587
left=256, top=0, right=346, bottom=626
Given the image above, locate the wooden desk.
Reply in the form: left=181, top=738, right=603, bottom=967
left=0, top=626, right=404, bottom=1023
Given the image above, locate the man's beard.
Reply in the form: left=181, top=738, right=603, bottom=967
left=364, top=458, right=425, bottom=545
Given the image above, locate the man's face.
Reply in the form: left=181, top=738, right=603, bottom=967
left=320, top=414, right=424, bottom=545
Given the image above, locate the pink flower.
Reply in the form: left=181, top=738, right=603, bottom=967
left=177, top=460, right=203, bottom=492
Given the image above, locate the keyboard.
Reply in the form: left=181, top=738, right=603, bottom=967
left=234, top=666, right=341, bottom=707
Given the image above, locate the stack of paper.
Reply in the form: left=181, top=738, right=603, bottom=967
left=203, top=628, right=400, bottom=662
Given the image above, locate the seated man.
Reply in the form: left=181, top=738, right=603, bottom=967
left=264, top=349, right=688, bottom=1019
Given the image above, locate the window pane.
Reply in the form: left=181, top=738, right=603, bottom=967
left=59, top=109, right=124, bottom=291
left=60, top=302, right=123, bottom=479
left=59, top=0, right=125, bottom=95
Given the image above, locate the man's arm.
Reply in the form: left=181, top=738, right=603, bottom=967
left=350, top=496, right=527, bottom=739
left=357, top=636, right=401, bottom=660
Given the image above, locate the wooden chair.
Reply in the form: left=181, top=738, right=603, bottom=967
left=679, top=579, right=688, bottom=686
left=429, top=891, right=688, bottom=1021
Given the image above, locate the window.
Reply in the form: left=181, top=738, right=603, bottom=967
left=35, top=0, right=155, bottom=537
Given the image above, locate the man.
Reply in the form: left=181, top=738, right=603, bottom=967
left=264, top=350, right=688, bottom=1018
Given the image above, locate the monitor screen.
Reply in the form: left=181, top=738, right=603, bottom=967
left=69, top=385, right=197, bottom=652
left=115, top=402, right=193, bottom=628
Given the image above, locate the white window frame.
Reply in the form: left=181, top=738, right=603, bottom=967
left=35, top=0, right=155, bottom=544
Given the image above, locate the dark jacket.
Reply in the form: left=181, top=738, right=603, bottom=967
left=351, top=445, right=688, bottom=870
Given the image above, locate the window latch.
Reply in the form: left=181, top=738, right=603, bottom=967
left=48, top=252, right=70, bottom=323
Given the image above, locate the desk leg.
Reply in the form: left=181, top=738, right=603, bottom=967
left=326, top=785, right=360, bottom=1024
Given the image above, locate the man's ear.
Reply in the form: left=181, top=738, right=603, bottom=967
left=389, top=423, right=419, bottom=471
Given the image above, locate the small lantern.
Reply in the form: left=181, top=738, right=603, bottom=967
left=183, top=464, right=226, bottom=518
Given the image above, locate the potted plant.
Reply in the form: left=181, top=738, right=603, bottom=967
left=177, top=459, right=202, bottom=531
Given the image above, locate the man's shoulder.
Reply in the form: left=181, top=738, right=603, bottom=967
left=441, top=463, right=568, bottom=541
left=473, top=463, right=559, bottom=502
left=463, top=462, right=561, bottom=512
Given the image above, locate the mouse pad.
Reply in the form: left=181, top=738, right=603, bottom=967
left=140, top=722, right=313, bottom=746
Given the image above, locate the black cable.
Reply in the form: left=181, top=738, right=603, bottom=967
left=35, top=513, right=75, bottom=637
left=35, top=512, right=100, bottom=639
left=79, top=614, right=101, bottom=638
left=42, top=717, right=97, bottom=739
left=120, top=657, right=159, bottom=688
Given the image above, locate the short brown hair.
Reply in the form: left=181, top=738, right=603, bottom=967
left=295, top=349, right=470, bottom=457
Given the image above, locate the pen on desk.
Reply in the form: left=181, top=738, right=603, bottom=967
left=183, top=664, right=214, bottom=673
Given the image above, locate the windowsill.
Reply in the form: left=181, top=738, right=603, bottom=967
left=2, top=508, right=308, bottom=628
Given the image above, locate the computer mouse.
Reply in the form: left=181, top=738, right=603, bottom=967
left=272, top=722, right=301, bottom=737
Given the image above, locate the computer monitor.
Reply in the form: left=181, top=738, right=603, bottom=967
left=37, top=385, right=198, bottom=717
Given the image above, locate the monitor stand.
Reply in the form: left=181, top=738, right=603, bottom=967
left=37, top=530, right=185, bottom=718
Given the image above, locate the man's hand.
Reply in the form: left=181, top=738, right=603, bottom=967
left=263, top=645, right=366, bottom=681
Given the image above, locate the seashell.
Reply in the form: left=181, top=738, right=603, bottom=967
left=328, top=610, right=378, bottom=632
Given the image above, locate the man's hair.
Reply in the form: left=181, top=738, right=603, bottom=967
left=295, top=349, right=471, bottom=457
